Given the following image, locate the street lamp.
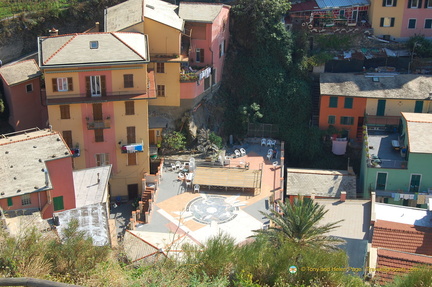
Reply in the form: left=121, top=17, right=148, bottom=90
left=408, top=42, right=421, bottom=74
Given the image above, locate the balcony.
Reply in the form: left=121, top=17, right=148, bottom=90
left=365, top=128, right=407, bottom=169
left=87, top=119, right=110, bottom=130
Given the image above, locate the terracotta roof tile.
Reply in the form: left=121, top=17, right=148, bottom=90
left=372, top=220, right=432, bottom=256
left=375, top=248, right=432, bottom=285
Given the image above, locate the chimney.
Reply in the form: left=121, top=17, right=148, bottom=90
left=49, top=28, right=58, bottom=36
left=95, top=22, right=100, bottom=32
left=340, top=191, right=347, bottom=202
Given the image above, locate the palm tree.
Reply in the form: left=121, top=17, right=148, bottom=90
left=254, top=197, right=344, bottom=249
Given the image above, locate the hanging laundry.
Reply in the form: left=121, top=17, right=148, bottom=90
left=394, top=193, right=400, bottom=201
left=417, top=194, right=426, bottom=204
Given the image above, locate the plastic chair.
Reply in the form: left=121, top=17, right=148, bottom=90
left=268, top=149, right=273, bottom=155
left=178, top=172, right=185, bottom=181
left=170, top=163, right=176, bottom=171
left=267, top=153, right=272, bottom=161
left=234, top=149, right=241, bottom=158
left=261, top=138, right=267, bottom=146
left=175, top=161, right=182, bottom=170
left=240, top=148, right=246, bottom=157
left=267, top=139, right=273, bottom=147
left=194, top=184, right=200, bottom=194
left=271, top=139, right=277, bottom=147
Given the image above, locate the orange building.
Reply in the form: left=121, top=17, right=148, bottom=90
left=319, top=73, right=432, bottom=140
left=38, top=31, right=154, bottom=199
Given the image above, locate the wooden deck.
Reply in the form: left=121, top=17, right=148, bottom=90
left=193, top=166, right=262, bottom=193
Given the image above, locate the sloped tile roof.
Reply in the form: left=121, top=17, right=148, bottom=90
left=372, top=220, right=432, bottom=256
left=0, top=129, right=71, bottom=200
left=375, top=248, right=432, bottom=285
left=287, top=168, right=356, bottom=198
left=39, top=32, right=148, bottom=67
left=105, top=0, right=183, bottom=32
left=179, top=3, right=228, bottom=23
left=0, top=59, right=41, bottom=86
left=320, top=73, right=432, bottom=100
left=402, top=112, right=432, bottom=154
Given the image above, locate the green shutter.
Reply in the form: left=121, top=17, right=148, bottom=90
left=329, top=97, right=338, bottom=108
left=53, top=196, right=64, bottom=211
left=344, top=98, right=353, bottom=109
left=414, top=101, right=423, bottom=113
left=7, top=197, right=13, bottom=207
left=328, top=116, right=335, bottom=124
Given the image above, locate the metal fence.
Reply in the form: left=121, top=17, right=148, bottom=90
left=247, top=123, right=279, bottom=138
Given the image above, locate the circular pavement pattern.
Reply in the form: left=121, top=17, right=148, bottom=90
left=185, top=195, right=239, bottom=224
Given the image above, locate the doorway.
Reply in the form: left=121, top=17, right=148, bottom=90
left=127, top=184, right=139, bottom=200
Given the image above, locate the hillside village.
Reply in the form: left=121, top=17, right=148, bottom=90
left=1, top=0, right=432, bottom=286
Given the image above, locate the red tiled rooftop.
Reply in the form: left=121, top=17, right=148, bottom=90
left=372, top=220, right=432, bottom=256
left=375, top=248, right=432, bottom=285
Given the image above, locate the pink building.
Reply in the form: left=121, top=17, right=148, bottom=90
left=179, top=3, right=230, bottom=102
left=0, top=129, right=76, bottom=219
left=0, top=60, right=48, bottom=131
left=400, top=1, right=432, bottom=40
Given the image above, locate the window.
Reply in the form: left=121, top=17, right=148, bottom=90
left=340, top=116, right=354, bottom=125
left=156, top=63, right=165, bottom=73
left=53, top=196, right=64, bottom=211
left=409, top=174, right=421, bottom=192
left=86, top=75, right=105, bottom=97
left=328, top=115, right=336, bottom=124
left=157, top=85, right=165, bottom=97
left=380, top=17, right=395, bottom=27
left=425, top=19, right=432, bottom=29
left=93, top=103, right=103, bottom=120
left=344, top=98, right=353, bottom=109
left=408, top=19, right=416, bottom=29
left=377, top=100, right=386, bottom=116
left=90, top=41, right=99, bottom=49
left=125, top=101, right=135, bottom=115
left=53, top=77, right=73, bottom=92
left=94, top=129, right=104, bottom=142
left=219, top=40, right=225, bottom=58
left=7, top=197, right=13, bottom=207
left=426, top=0, right=432, bottom=7
left=383, top=0, right=397, bottom=6
left=376, top=172, right=387, bottom=190
left=196, top=48, right=204, bottom=62
left=408, top=0, right=420, bottom=8
left=127, top=153, right=137, bottom=166
left=60, top=105, right=70, bottom=119
left=96, top=153, right=110, bottom=166
left=415, top=100, right=423, bottom=113
left=329, top=96, right=338, bottom=108
left=127, top=126, right=136, bottom=144
left=21, top=194, right=31, bottom=206
left=62, top=130, right=73, bottom=148
left=204, top=76, right=211, bottom=90
left=339, top=10, right=345, bottom=18
left=26, top=83, right=33, bottom=93
left=123, top=74, right=134, bottom=88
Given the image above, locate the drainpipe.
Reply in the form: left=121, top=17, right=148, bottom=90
left=209, top=45, right=214, bottom=93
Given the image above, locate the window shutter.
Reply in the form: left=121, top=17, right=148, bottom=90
left=425, top=0, right=428, bottom=7
left=408, top=0, right=412, bottom=7
left=393, top=0, right=397, bottom=6
left=380, top=18, right=384, bottom=27
left=67, top=77, right=73, bottom=91
left=52, top=78, right=58, bottom=92
left=382, top=0, right=386, bottom=6
left=101, top=75, right=106, bottom=97
left=85, top=76, right=91, bottom=97
left=390, top=18, right=395, bottom=27
left=200, top=49, right=204, bottom=62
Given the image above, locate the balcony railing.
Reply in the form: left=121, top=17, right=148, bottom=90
left=87, top=119, right=110, bottom=130
left=368, top=158, right=407, bottom=169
